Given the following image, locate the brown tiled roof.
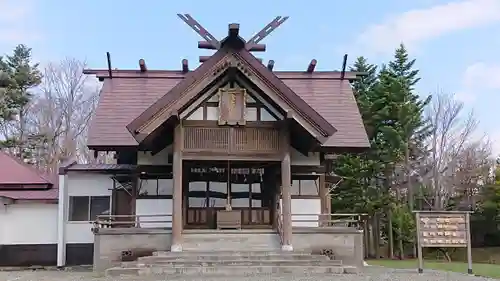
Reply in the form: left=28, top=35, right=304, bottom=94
left=85, top=70, right=369, bottom=150
left=0, top=150, right=58, bottom=200
left=0, top=188, right=58, bottom=200
left=0, top=151, right=53, bottom=187
left=127, top=48, right=336, bottom=140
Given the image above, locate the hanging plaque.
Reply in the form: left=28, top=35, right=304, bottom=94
left=218, top=88, right=246, bottom=126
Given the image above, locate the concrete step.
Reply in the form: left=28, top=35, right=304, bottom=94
left=153, top=250, right=310, bottom=256
left=139, top=254, right=330, bottom=262
left=106, top=265, right=358, bottom=277
left=128, top=259, right=343, bottom=267
left=182, top=232, right=281, bottom=252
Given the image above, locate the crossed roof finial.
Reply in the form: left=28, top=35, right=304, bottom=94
left=176, top=14, right=289, bottom=52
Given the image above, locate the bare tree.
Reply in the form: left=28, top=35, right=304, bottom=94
left=26, top=58, right=100, bottom=171
left=423, top=91, right=482, bottom=209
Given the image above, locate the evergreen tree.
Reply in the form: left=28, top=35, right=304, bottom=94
left=0, top=44, right=42, bottom=159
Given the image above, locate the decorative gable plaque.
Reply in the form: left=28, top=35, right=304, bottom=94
left=218, top=88, right=246, bottom=126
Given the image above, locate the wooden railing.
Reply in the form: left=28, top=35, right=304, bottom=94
left=183, top=125, right=280, bottom=154
left=93, top=214, right=173, bottom=230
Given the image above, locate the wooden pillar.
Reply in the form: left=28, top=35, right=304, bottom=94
left=280, top=125, right=293, bottom=251
left=171, top=124, right=183, bottom=252
left=318, top=174, right=327, bottom=226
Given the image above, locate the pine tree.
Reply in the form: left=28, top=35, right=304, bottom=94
left=0, top=44, right=42, bottom=160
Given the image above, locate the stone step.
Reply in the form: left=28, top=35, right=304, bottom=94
left=139, top=254, right=330, bottom=262
left=153, top=250, right=310, bottom=256
left=106, top=265, right=359, bottom=277
left=182, top=233, right=281, bottom=252
left=127, top=259, right=343, bottom=267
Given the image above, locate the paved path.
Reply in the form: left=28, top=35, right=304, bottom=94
left=0, top=266, right=497, bottom=281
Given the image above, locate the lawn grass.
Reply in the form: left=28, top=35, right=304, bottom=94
left=367, top=259, right=500, bottom=279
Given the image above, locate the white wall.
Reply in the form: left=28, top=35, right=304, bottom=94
left=0, top=203, right=58, bottom=245
left=135, top=199, right=172, bottom=228
left=290, top=147, right=320, bottom=166
left=280, top=198, right=321, bottom=227
left=65, top=172, right=113, bottom=244
left=137, top=145, right=172, bottom=165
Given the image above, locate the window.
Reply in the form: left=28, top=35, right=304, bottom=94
left=291, top=177, right=319, bottom=196
left=186, top=107, right=203, bottom=120
left=184, top=92, right=281, bottom=122
left=245, top=107, right=258, bottom=121
left=69, top=196, right=110, bottom=221
left=206, top=106, right=219, bottom=120
left=260, top=108, right=277, bottom=121
left=138, top=179, right=173, bottom=197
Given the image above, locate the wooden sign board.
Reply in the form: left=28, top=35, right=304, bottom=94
left=218, top=88, right=246, bottom=126
left=415, top=211, right=473, bottom=275
left=418, top=212, right=468, bottom=247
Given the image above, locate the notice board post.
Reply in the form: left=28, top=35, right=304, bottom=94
left=414, top=211, right=472, bottom=274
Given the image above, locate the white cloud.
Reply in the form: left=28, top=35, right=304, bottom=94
left=356, top=0, right=500, bottom=54
left=0, top=0, right=39, bottom=46
left=463, top=62, right=500, bottom=89
left=457, top=62, right=500, bottom=102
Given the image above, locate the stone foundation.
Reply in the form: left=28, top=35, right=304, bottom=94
left=93, top=228, right=172, bottom=272
left=292, top=227, right=364, bottom=268
left=92, top=227, right=363, bottom=273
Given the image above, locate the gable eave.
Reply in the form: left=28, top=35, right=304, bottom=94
left=234, top=49, right=337, bottom=137
left=125, top=46, right=337, bottom=143
left=126, top=49, right=230, bottom=138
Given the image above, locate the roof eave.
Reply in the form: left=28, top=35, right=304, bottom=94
left=235, top=49, right=337, bottom=138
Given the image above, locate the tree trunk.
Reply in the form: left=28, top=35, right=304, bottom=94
left=405, top=142, right=417, bottom=257
left=363, top=219, right=370, bottom=258
left=374, top=213, right=382, bottom=258
left=387, top=209, right=394, bottom=259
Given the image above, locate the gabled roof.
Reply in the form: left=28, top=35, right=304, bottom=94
left=126, top=47, right=336, bottom=142
left=0, top=150, right=58, bottom=201
left=85, top=71, right=369, bottom=151
left=0, top=151, right=53, bottom=187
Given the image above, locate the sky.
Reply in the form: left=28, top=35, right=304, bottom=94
left=1, top=0, right=500, bottom=154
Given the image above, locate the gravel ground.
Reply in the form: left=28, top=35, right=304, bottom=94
left=0, top=266, right=497, bottom=281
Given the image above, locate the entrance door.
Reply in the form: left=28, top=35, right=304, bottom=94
left=184, top=161, right=276, bottom=229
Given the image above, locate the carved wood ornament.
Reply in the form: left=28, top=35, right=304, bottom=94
left=218, top=88, right=247, bottom=126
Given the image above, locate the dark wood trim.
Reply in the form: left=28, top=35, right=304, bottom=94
left=14, top=199, right=58, bottom=204
left=318, top=146, right=370, bottom=153
left=291, top=165, right=325, bottom=174
left=182, top=152, right=281, bottom=161
left=182, top=120, right=281, bottom=128
left=0, top=244, right=57, bottom=266
left=291, top=195, right=320, bottom=199
left=84, top=69, right=362, bottom=80
left=137, top=195, right=173, bottom=199
left=126, top=45, right=336, bottom=142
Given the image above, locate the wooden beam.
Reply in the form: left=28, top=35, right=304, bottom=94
left=181, top=59, right=189, bottom=73
left=267, top=60, right=275, bottom=71
left=247, top=44, right=266, bottom=52
left=106, top=52, right=112, bottom=79
left=139, top=59, right=147, bottom=72
left=340, top=54, right=348, bottom=80
left=198, top=41, right=217, bottom=50
left=257, top=58, right=263, bottom=63
left=177, top=13, right=220, bottom=50
left=307, top=59, right=317, bottom=73
left=199, top=56, right=211, bottom=63
left=246, top=16, right=289, bottom=47
left=228, top=23, right=240, bottom=38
